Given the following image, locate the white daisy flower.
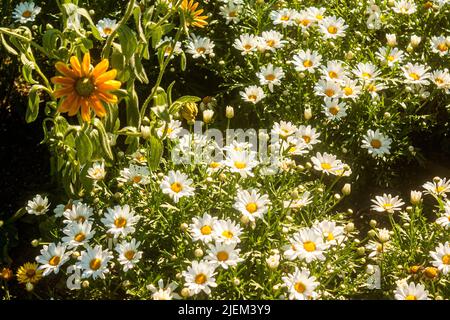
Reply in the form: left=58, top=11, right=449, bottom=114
left=319, top=16, right=348, bottom=39
left=213, top=219, right=243, bottom=245
left=291, top=49, right=322, bottom=73
left=392, top=0, right=417, bottom=15
left=435, top=202, right=450, bottom=229
left=307, top=7, right=326, bottom=22
left=282, top=137, right=309, bottom=156
left=62, top=201, right=93, bottom=224
left=240, top=85, right=266, bottom=104
left=284, top=228, right=326, bottom=263
left=430, top=69, right=450, bottom=93
left=157, top=36, right=183, bottom=57
left=322, top=98, right=347, bottom=120
left=271, top=121, right=298, bottom=140
left=12, top=1, right=41, bottom=24
left=340, top=77, right=362, bottom=99
left=233, top=33, right=258, bottom=55
left=361, top=129, right=392, bottom=158
left=313, top=220, right=345, bottom=246
left=260, top=30, right=286, bottom=52
left=36, top=242, right=69, bottom=276
left=115, top=239, right=143, bottom=272
left=219, top=2, right=242, bottom=25
left=269, top=8, right=296, bottom=27
left=157, top=119, right=183, bottom=139
left=283, top=191, right=313, bottom=210
left=160, top=170, right=195, bottom=203
left=314, top=79, right=342, bottom=98
left=376, top=47, right=404, bottom=67
left=401, top=63, right=430, bottom=85
left=96, top=18, right=117, bottom=38
left=429, top=242, right=450, bottom=275
left=190, top=213, right=219, bottom=243
left=423, top=177, right=450, bottom=197
left=62, top=220, right=95, bottom=249
left=147, top=279, right=181, bottom=300
left=224, top=149, right=258, bottom=178
left=371, top=194, right=405, bottom=213
left=101, top=204, right=140, bottom=238
left=321, top=60, right=347, bottom=82
left=118, top=164, right=151, bottom=186
left=186, top=34, right=215, bottom=59
left=366, top=240, right=390, bottom=259
left=182, top=260, right=217, bottom=295
left=77, top=245, right=113, bottom=280
left=26, top=194, right=50, bottom=216
left=292, top=10, right=314, bottom=29
left=353, top=62, right=381, bottom=81
left=394, top=281, right=429, bottom=300
left=130, top=151, right=147, bottom=165
left=205, top=242, right=243, bottom=269
left=295, top=125, right=321, bottom=149
left=233, top=189, right=271, bottom=222
left=365, top=81, right=386, bottom=98
left=256, top=64, right=285, bottom=93
left=282, top=267, right=319, bottom=300
left=311, top=152, right=344, bottom=175
left=87, top=162, right=106, bottom=181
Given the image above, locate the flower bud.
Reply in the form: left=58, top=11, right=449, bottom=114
left=386, top=33, right=397, bottom=47
left=368, top=230, right=377, bottom=238
left=410, top=35, right=421, bottom=48
left=82, top=280, right=89, bottom=288
left=233, top=278, right=240, bottom=286
left=344, top=222, right=355, bottom=233
left=357, top=247, right=366, bottom=256
left=240, top=214, right=250, bottom=225
left=378, top=229, right=390, bottom=243
left=225, top=106, right=234, bottom=119
left=31, top=239, right=40, bottom=247
left=410, top=265, right=421, bottom=274
left=0, top=220, right=3, bottom=228
left=266, top=254, right=280, bottom=270
left=141, top=126, right=151, bottom=140
left=369, top=220, right=377, bottom=228
left=180, top=223, right=188, bottom=231
left=171, top=254, right=177, bottom=261
left=342, top=183, right=351, bottom=196
left=203, top=110, right=214, bottom=124
left=194, top=248, right=204, bottom=258
left=181, top=102, right=198, bottom=124
left=334, top=193, right=341, bottom=200
left=25, top=282, right=34, bottom=292
left=181, top=288, right=191, bottom=298
left=304, top=107, right=312, bottom=120
left=410, top=190, right=422, bottom=205
left=345, top=51, right=354, bottom=60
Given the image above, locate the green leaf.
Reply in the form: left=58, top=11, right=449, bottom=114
left=75, top=130, right=93, bottom=164
left=174, top=95, right=201, bottom=104
left=133, top=55, right=149, bottom=84
left=93, top=118, right=114, bottom=162
left=180, top=51, right=187, bottom=71
left=118, top=25, right=138, bottom=60
left=151, top=25, right=163, bottom=49
left=26, top=85, right=45, bottom=123
left=148, top=135, right=163, bottom=170
left=0, top=34, right=18, bottom=55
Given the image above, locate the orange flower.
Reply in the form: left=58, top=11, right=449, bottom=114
left=51, top=52, right=121, bottom=122
left=181, top=0, right=208, bottom=28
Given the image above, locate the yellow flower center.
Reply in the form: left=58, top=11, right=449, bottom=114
left=405, top=295, right=417, bottom=300
left=222, top=230, right=234, bottom=239
left=234, top=161, right=247, bottom=169
left=382, top=203, right=393, bottom=209
left=265, top=74, right=276, bottom=81
left=327, top=26, right=338, bottom=34
left=22, top=10, right=32, bottom=18
left=133, top=176, right=142, bottom=183
left=170, top=182, right=183, bottom=193
left=195, top=273, right=207, bottom=284
left=246, top=202, right=258, bottom=213
left=362, top=72, right=372, bottom=79
left=329, top=106, right=339, bottom=115
left=325, top=89, right=335, bottom=97
left=74, top=232, right=86, bottom=242
left=243, top=44, right=253, bottom=51
left=437, top=43, right=448, bottom=52
left=216, top=251, right=229, bottom=262
left=344, top=87, right=353, bottom=95
left=367, top=83, right=376, bottom=92
left=229, top=11, right=237, bottom=18
left=321, top=162, right=332, bottom=170
left=200, top=225, right=212, bottom=235
left=328, top=71, right=338, bottom=79
left=103, top=27, right=113, bottom=35
left=302, top=135, right=311, bottom=144
left=248, top=94, right=257, bottom=101
left=75, top=77, right=95, bottom=97
left=409, top=72, right=420, bottom=81
left=436, top=185, right=446, bottom=193
left=435, top=78, right=444, bottom=85
left=114, top=217, right=127, bottom=228
left=280, top=15, right=290, bottom=21
left=301, top=19, right=311, bottom=26
left=327, top=233, right=334, bottom=241
left=387, top=55, right=395, bottom=62
left=370, top=139, right=382, bottom=149
left=303, top=241, right=316, bottom=252
left=266, top=40, right=275, bottom=47
left=124, top=250, right=135, bottom=260
left=89, top=258, right=102, bottom=271
left=442, top=254, right=450, bottom=265
left=303, top=60, right=313, bottom=68
left=210, top=162, right=220, bottom=168
left=196, top=47, right=206, bottom=54
left=49, top=256, right=61, bottom=266
left=26, top=269, right=36, bottom=278
left=75, top=216, right=86, bottom=223
left=294, top=282, right=306, bottom=293
left=316, top=14, right=324, bottom=20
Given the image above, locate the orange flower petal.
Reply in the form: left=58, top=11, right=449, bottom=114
left=54, top=86, right=76, bottom=98
left=92, top=59, right=109, bottom=78
left=70, top=56, right=82, bottom=76
left=97, top=80, right=121, bottom=91
left=96, top=91, right=118, bottom=104
left=89, top=97, right=106, bottom=118
left=95, top=69, right=117, bottom=85
left=68, top=96, right=81, bottom=116
left=55, top=62, right=78, bottom=79
left=58, top=93, right=77, bottom=113
left=80, top=98, right=91, bottom=122
left=51, top=76, right=75, bottom=85
left=81, top=52, right=91, bottom=77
